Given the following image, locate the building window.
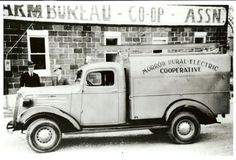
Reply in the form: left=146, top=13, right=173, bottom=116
left=106, top=38, right=118, bottom=45
left=104, top=32, right=121, bottom=45
left=106, top=52, right=118, bottom=62
left=104, top=32, right=121, bottom=62
left=153, top=50, right=162, bottom=54
left=194, top=32, right=207, bottom=44
left=27, top=30, right=50, bottom=76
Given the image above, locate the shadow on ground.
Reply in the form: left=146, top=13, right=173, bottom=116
left=59, top=130, right=171, bottom=150
left=58, top=123, right=233, bottom=151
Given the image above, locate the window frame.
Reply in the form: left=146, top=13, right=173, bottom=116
left=86, top=70, right=115, bottom=87
left=27, top=30, right=50, bottom=76
left=105, top=51, right=118, bottom=62
left=85, top=69, right=116, bottom=88
left=104, top=32, right=121, bottom=45
left=103, top=32, right=121, bottom=62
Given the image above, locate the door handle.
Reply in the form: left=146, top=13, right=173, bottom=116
left=48, top=95, right=56, bottom=98
left=111, top=90, right=118, bottom=93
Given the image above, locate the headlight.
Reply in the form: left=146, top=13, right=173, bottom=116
left=23, top=96, right=34, bottom=108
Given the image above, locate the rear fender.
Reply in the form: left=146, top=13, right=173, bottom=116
left=18, top=106, right=81, bottom=130
left=165, top=99, right=217, bottom=124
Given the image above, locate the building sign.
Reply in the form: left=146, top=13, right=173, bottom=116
left=3, top=2, right=227, bottom=26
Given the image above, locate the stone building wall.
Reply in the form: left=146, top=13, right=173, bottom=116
left=4, top=19, right=228, bottom=94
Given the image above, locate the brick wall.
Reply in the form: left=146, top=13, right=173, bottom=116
left=4, top=20, right=228, bottom=94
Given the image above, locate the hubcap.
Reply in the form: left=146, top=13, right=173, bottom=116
left=178, top=122, right=191, bottom=135
left=176, top=119, right=195, bottom=139
left=34, top=126, right=57, bottom=148
left=36, top=128, right=52, bottom=143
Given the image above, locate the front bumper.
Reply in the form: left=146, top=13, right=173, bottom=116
left=6, top=121, right=14, bottom=133
left=6, top=120, right=23, bottom=133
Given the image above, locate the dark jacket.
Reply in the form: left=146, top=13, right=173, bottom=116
left=20, top=72, right=41, bottom=87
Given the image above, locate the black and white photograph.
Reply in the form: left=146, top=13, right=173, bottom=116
left=0, top=0, right=234, bottom=159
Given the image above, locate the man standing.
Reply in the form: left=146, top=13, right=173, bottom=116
left=20, top=61, right=41, bottom=87
left=52, top=65, right=69, bottom=85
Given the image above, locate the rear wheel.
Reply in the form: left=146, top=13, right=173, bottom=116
left=26, top=118, right=62, bottom=153
left=168, top=112, right=200, bottom=144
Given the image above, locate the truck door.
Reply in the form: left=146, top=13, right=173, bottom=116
left=81, top=69, right=119, bottom=125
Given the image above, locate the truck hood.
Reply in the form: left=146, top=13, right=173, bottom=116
left=17, top=84, right=81, bottom=97
left=16, top=85, right=82, bottom=114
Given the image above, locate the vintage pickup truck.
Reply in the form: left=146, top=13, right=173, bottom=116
left=7, top=53, right=231, bottom=152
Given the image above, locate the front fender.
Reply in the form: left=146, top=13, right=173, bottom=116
left=165, top=99, right=216, bottom=124
left=17, top=106, right=81, bottom=130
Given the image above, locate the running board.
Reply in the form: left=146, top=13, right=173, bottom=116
left=64, top=123, right=168, bottom=135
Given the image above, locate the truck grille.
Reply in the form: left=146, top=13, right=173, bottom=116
left=12, top=94, right=21, bottom=126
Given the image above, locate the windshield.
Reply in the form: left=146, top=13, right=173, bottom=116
left=75, top=70, right=83, bottom=83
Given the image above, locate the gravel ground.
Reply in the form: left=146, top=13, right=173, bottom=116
left=0, top=101, right=233, bottom=160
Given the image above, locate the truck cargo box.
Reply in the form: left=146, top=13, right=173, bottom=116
left=127, top=54, right=231, bottom=120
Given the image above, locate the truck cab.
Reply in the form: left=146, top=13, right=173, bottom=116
left=72, top=62, right=126, bottom=126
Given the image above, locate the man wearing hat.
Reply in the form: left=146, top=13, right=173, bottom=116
left=20, top=61, right=41, bottom=87
left=52, top=65, right=69, bottom=86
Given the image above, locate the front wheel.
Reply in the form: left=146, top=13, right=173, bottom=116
left=26, top=118, right=62, bottom=153
left=168, top=112, right=200, bottom=144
